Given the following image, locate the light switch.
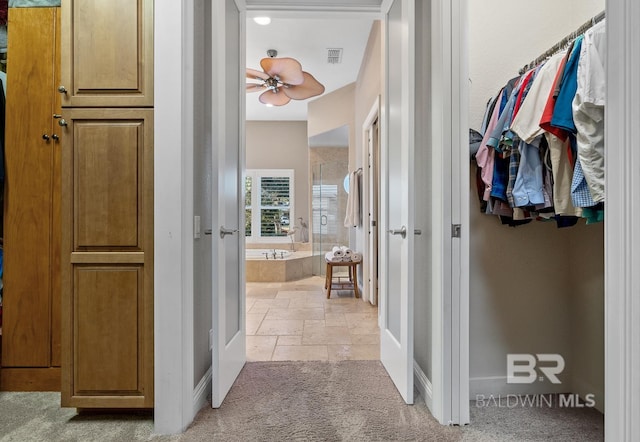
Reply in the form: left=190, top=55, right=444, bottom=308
left=194, top=215, right=201, bottom=239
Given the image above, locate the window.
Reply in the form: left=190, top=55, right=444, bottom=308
left=245, top=169, right=294, bottom=242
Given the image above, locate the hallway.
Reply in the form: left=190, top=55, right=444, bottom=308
left=246, top=276, right=380, bottom=362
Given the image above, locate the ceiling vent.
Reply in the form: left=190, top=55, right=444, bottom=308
left=327, top=48, right=343, bottom=64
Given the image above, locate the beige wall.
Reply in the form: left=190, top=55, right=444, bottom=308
left=355, top=20, right=381, bottom=170
left=245, top=121, right=310, bottom=233
left=469, top=0, right=605, bottom=404
left=308, top=83, right=356, bottom=170
left=568, top=223, right=604, bottom=408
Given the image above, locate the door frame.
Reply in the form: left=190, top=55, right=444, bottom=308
left=153, top=0, right=462, bottom=434
left=362, top=96, right=380, bottom=306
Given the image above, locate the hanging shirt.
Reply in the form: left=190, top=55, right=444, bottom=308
left=512, top=136, right=545, bottom=207
left=550, top=36, right=584, bottom=134
left=571, top=157, right=597, bottom=208
left=511, top=52, right=566, bottom=143
left=546, top=133, right=582, bottom=216
left=573, top=20, right=606, bottom=203
left=476, top=89, right=505, bottom=201
left=539, top=43, right=573, bottom=140
left=487, top=79, right=523, bottom=155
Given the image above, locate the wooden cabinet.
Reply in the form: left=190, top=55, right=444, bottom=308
left=60, top=0, right=154, bottom=408
left=60, top=109, right=153, bottom=408
left=2, top=7, right=62, bottom=391
left=60, top=0, right=153, bottom=107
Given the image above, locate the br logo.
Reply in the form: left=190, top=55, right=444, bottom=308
left=507, top=354, right=565, bottom=384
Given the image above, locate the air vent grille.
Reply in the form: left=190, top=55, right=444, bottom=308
left=327, top=48, right=343, bottom=64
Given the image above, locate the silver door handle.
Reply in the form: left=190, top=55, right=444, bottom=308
left=388, top=226, right=406, bottom=238
left=219, top=226, right=239, bottom=239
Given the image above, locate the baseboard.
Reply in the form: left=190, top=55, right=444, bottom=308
left=193, top=367, right=212, bottom=414
left=0, top=367, right=61, bottom=391
left=413, top=360, right=433, bottom=412
left=470, top=373, right=569, bottom=399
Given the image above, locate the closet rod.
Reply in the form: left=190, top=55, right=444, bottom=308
left=518, top=10, right=605, bottom=74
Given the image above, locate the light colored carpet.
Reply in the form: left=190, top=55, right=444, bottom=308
left=185, top=361, right=459, bottom=441
left=0, top=361, right=604, bottom=441
left=0, top=391, right=176, bottom=442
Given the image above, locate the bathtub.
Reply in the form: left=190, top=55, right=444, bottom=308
left=246, top=248, right=292, bottom=260
left=245, top=248, right=313, bottom=282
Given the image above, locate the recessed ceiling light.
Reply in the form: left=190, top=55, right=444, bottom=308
left=253, top=17, right=271, bottom=26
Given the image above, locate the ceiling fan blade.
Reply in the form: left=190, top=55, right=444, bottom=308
left=259, top=88, right=291, bottom=106
left=246, top=68, right=269, bottom=81
left=246, top=83, right=264, bottom=93
left=282, top=72, right=325, bottom=100
left=260, top=57, right=304, bottom=85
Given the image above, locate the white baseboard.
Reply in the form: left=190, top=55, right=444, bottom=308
left=193, top=367, right=212, bottom=414
left=470, top=373, right=569, bottom=399
left=413, top=360, right=433, bottom=413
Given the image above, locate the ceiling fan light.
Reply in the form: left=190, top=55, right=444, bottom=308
left=265, top=103, right=274, bottom=107
left=253, top=16, right=271, bottom=26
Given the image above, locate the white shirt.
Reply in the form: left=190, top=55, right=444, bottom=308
left=510, top=52, right=566, bottom=143
left=572, top=20, right=606, bottom=203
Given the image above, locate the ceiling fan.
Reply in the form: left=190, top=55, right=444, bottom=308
left=246, top=49, right=325, bottom=106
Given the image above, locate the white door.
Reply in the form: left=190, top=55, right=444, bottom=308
left=379, top=0, right=415, bottom=404
left=211, top=0, right=246, bottom=408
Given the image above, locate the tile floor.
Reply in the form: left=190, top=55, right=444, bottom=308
left=246, top=275, right=380, bottom=362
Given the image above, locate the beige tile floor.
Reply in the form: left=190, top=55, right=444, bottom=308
left=246, top=275, right=380, bottom=362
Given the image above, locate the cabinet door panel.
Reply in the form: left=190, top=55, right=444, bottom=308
left=75, top=121, right=141, bottom=248
left=3, top=7, right=56, bottom=368
left=61, top=108, right=153, bottom=408
left=74, top=266, right=141, bottom=394
left=61, top=0, right=153, bottom=107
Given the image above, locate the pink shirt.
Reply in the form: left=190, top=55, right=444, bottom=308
left=476, top=89, right=505, bottom=201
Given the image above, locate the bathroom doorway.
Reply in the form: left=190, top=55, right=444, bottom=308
left=243, top=14, right=380, bottom=363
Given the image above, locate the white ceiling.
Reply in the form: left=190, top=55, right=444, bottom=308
left=246, top=16, right=374, bottom=121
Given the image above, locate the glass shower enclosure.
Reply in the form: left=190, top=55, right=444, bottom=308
left=311, top=161, right=350, bottom=276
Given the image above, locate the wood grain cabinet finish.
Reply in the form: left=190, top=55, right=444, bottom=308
left=60, top=0, right=153, bottom=107
left=61, top=109, right=153, bottom=408
left=2, top=7, right=62, bottom=391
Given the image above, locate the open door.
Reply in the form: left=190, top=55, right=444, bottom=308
left=379, top=0, right=416, bottom=404
left=211, top=0, right=246, bottom=408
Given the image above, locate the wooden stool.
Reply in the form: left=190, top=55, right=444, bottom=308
left=325, top=260, right=360, bottom=299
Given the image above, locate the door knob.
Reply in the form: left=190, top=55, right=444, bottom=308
left=219, top=226, right=239, bottom=238
left=58, top=119, right=68, bottom=127
left=42, top=134, right=50, bottom=141
left=58, top=85, right=67, bottom=94
left=52, top=134, right=60, bottom=141
left=388, top=226, right=407, bottom=238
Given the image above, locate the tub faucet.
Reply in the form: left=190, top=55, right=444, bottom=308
left=286, top=228, right=297, bottom=252
left=272, top=249, right=278, bottom=259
